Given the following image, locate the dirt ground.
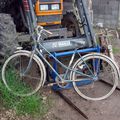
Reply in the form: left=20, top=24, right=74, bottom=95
left=38, top=36, right=120, bottom=120
left=32, top=37, right=120, bottom=120
left=1, top=86, right=120, bottom=120
left=43, top=88, right=120, bottom=120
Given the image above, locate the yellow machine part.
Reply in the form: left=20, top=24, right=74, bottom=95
left=35, top=0, right=63, bottom=26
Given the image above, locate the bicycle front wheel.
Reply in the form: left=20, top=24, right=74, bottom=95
left=70, top=53, right=119, bottom=101
left=2, top=51, right=46, bottom=97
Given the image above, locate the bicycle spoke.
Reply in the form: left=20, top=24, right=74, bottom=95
left=96, top=55, right=101, bottom=75
left=71, top=53, right=118, bottom=101
left=75, top=68, right=94, bottom=79
left=77, top=52, right=95, bottom=77
left=93, top=56, right=96, bottom=75
left=23, top=75, right=41, bottom=80
left=2, top=52, right=45, bottom=97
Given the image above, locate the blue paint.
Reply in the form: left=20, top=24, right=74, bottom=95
left=52, top=80, right=93, bottom=91
left=50, top=47, right=99, bottom=57
left=47, top=46, right=100, bottom=90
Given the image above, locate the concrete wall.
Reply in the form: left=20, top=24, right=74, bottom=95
left=92, top=0, right=120, bottom=28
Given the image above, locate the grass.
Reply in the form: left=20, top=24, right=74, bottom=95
left=112, top=47, right=120, bottom=54
left=0, top=66, right=51, bottom=118
left=5, top=67, right=32, bottom=95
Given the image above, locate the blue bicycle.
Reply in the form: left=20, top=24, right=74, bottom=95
left=2, top=26, right=119, bottom=101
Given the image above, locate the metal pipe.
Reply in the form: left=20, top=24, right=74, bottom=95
left=51, top=47, right=98, bottom=57
left=28, top=0, right=37, bottom=28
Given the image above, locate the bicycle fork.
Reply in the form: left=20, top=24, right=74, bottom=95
left=22, top=49, right=36, bottom=76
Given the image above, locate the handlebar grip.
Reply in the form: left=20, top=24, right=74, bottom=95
left=37, top=26, right=53, bottom=35
left=44, top=29, right=53, bottom=35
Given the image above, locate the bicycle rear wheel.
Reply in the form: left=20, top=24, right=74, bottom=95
left=2, top=51, right=46, bottom=97
left=70, top=53, right=119, bottom=101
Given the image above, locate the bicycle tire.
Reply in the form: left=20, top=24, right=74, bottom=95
left=70, top=53, right=119, bottom=101
left=2, top=51, right=46, bottom=97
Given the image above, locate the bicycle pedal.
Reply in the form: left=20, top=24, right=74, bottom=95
left=47, top=83, right=57, bottom=87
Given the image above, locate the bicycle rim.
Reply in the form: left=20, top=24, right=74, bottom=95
left=70, top=53, right=119, bottom=101
left=2, top=52, right=46, bottom=97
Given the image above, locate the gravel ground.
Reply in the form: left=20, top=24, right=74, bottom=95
left=0, top=108, right=30, bottom=120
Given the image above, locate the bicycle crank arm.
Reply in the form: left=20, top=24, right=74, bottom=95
left=46, top=79, right=93, bottom=87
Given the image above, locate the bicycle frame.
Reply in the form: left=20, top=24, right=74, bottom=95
left=22, top=32, right=100, bottom=88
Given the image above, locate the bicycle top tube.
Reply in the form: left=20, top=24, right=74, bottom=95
left=37, top=42, right=95, bottom=78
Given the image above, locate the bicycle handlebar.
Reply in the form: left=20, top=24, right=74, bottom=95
left=43, top=29, right=53, bottom=35
left=37, top=26, right=53, bottom=36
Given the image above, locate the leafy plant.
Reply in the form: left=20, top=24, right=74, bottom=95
left=0, top=67, right=50, bottom=118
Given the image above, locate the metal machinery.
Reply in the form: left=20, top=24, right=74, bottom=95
left=0, top=0, right=96, bottom=61
left=35, top=0, right=63, bottom=26
left=0, top=0, right=100, bottom=90
left=22, top=0, right=99, bottom=90
left=23, top=0, right=96, bottom=49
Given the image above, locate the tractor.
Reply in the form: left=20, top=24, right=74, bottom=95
left=0, top=0, right=96, bottom=63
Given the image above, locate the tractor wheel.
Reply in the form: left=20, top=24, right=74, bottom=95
left=0, top=14, right=18, bottom=64
left=62, top=13, right=81, bottom=37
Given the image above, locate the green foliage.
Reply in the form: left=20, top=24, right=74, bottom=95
left=113, top=47, right=120, bottom=54
left=0, top=67, right=50, bottom=118
left=15, top=95, right=49, bottom=117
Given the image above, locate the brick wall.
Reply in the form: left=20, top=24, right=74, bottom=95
left=92, top=0, right=120, bottom=28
